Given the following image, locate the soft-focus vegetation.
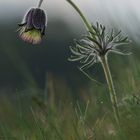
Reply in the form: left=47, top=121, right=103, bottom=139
left=0, top=18, right=140, bottom=139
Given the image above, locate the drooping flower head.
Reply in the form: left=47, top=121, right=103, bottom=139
left=18, top=8, right=47, bottom=44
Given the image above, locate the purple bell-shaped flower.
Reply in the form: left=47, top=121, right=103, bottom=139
left=18, top=8, right=47, bottom=44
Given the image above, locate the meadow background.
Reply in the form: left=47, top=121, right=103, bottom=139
left=0, top=0, right=140, bottom=139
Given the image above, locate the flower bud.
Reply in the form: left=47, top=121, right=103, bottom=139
left=18, top=8, right=47, bottom=44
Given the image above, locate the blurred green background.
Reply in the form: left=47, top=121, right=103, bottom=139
left=0, top=0, right=140, bottom=139
left=0, top=0, right=140, bottom=91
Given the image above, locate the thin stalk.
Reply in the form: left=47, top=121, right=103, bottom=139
left=38, top=0, right=43, bottom=8
left=66, top=0, right=120, bottom=124
left=100, top=55, right=120, bottom=123
left=66, top=0, right=93, bottom=34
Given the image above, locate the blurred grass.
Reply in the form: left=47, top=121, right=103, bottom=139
left=0, top=55, right=140, bottom=140
left=0, top=20, right=140, bottom=140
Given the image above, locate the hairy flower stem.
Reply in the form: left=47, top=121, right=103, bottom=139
left=66, top=0, right=93, bottom=34
left=38, top=0, right=43, bottom=8
left=66, top=0, right=120, bottom=124
left=100, top=56, right=120, bottom=123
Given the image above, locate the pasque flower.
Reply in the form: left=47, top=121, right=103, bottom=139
left=18, top=8, right=47, bottom=44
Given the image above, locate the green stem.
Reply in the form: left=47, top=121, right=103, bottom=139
left=100, top=55, right=120, bottom=123
left=38, top=0, right=43, bottom=8
left=66, top=0, right=120, bottom=124
left=66, top=0, right=93, bottom=34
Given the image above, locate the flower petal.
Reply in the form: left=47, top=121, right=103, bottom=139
left=32, top=8, right=46, bottom=30
left=25, top=8, right=35, bottom=30
left=19, top=29, right=42, bottom=44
